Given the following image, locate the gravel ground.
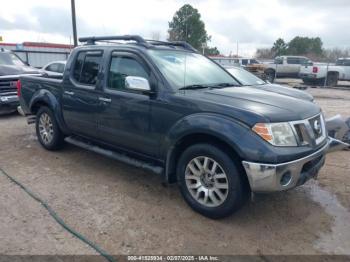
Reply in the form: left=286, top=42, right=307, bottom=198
left=0, top=87, right=349, bottom=258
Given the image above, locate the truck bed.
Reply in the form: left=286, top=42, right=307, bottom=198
left=19, top=75, right=63, bottom=115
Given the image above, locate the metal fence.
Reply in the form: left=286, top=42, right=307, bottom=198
left=13, top=50, right=71, bottom=68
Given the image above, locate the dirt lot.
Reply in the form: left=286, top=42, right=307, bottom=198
left=0, top=86, right=349, bottom=257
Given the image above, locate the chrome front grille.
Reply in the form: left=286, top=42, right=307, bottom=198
left=291, top=114, right=326, bottom=147
left=0, top=77, right=18, bottom=95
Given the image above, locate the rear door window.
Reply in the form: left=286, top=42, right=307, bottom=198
left=57, top=63, right=65, bottom=73
left=287, top=57, right=302, bottom=64
left=337, top=59, right=350, bottom=66
left=46, top=63, right=59, bottom=72
left=72, top=51, right=103, bottom=86
left=275, top=57, right=283, bottom=64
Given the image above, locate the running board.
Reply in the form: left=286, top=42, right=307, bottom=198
left=65, top=136, right=164, bottom=175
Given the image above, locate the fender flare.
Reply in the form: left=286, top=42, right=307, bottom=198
left=29, top=89, right=70, bottom=134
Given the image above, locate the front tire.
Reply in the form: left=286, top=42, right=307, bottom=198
left=177, top=143, right=248, bottom=219
left=265, top=69, right=276, bottom=83
left=36, top=106, right=64, bottom=150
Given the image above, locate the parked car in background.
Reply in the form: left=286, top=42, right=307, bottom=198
left=40, top=61, right=66, bottom=78
left=299, top=58, right=350, bottom=86
left=225, top=66, right=314, bottom=102
left=264, top=56, right=311, bottom=82
left=19, top=35, right=332, bottom=218
left=0, top=48, right=39, bottom=114
left=211, top=57, right=266, bottom=80
left=211, top=57, right=260, bottom=67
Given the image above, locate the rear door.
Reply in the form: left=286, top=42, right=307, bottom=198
left=342, top=59, right=350, bottom=80
left=96, top=51, right=159, bottom=157
left=286, top=57, right=303, bottom=76
left=274, top=57, right=286, bottom=75
left=62, top=50, right=103, bottom=138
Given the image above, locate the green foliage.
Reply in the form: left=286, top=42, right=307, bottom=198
left=269, top=36, right=324, bottom=57
left=168, top=4, right=210, bottom=50
left=287, top=36, right=323, bottom=56
left=271, top=38, right=287, bottom=56
left=204, top=46, right=220, bottom=56
left=255, top=48, right=274, bottom=59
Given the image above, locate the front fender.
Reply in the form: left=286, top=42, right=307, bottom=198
left=29, top=89, right=69, bottom=134
left=163, top=113, right=251, bottom=160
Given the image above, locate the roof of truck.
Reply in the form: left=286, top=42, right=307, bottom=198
left=278, top=55, right=308, bottom=58
left=77, top=35, right=198, bottom=53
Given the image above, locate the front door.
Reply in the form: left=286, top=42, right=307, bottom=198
left=96, top=51, right=158, bottom=157
left=62, top=50, right=103, bottom=138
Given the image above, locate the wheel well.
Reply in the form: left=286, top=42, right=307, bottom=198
left=265, top=68, right=275, bottom=73
left=327, top=71, right=339, bottom=77
left=167, top=133, right=249, bottom=190
left=31, top=101, right=50, bottom=114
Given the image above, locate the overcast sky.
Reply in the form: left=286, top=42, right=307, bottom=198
left=1, top=0, right=349, bottom=56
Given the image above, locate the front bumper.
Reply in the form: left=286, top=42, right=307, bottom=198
left=300, top=73, right=318, bottom=79
left=242, top=141, right=329, bottom=192
left=0, top=95, right=19, bottom=114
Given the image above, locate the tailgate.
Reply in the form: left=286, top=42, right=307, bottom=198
left=299, top=65, right=313, bottom=74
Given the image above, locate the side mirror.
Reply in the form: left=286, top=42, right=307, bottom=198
left=125, top=76, right=151, bottom=93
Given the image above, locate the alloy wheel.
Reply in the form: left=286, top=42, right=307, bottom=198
left=38, top=112, right=54, bottom=144
left=185, top=156, right=229, bottom=207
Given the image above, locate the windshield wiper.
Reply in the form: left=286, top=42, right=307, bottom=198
left=179, top=84, right=211, bottom=90
left=211, top=83, right=238, bottom=88
left=179, top=83, right=238, bottom=90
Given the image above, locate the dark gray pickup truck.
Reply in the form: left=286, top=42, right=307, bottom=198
left=18, top=35, right=330, bottom=218
left=0, top=48, right=39, bottom=114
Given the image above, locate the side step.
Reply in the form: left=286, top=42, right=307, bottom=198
left=17, top=106, right=36, bottom=124
left=65, top=136, right=164, bottom=175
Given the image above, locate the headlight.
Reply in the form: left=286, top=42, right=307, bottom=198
left=252, top=122, right=297, bottom=146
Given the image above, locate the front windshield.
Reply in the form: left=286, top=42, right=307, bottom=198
left=0, top=52, right=25, bottom=66
left=148, top=49, right=239, bottom=89
left=226, top=67, right=265, bottom=86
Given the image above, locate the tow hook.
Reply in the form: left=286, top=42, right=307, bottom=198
left=327, top=137, right=350, bottom=153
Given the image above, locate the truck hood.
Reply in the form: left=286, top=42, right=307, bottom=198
left=250, top=83, right=314, bottom=102
left=0, top=65, right=40, bottom=76
left=183, top=86, right=320, bottom=124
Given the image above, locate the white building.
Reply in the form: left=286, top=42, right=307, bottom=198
left=0, top=42, right=73, bottom=68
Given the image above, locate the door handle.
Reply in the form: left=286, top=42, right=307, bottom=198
left=98, top=97, right=111, bottom=103
left=64, top=91, right=75, bottom=96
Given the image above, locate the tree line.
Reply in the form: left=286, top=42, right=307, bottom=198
left=167, top=4, right=349, bottom=61
left=256, top=37, right=350, bottom=62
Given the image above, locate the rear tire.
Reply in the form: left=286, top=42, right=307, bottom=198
left=177, top=143, right=248, bottom=219
left=36, top=106, right=64, bottom=150
left=326, top=73, right=338, bottom=87
left=265, top=69, right=276, bottom=83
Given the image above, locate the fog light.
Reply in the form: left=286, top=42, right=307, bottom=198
left=280, top=171, right=292, bottom=186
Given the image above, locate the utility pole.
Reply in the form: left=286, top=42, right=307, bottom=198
left=71, top=0, right=78, bottom=47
